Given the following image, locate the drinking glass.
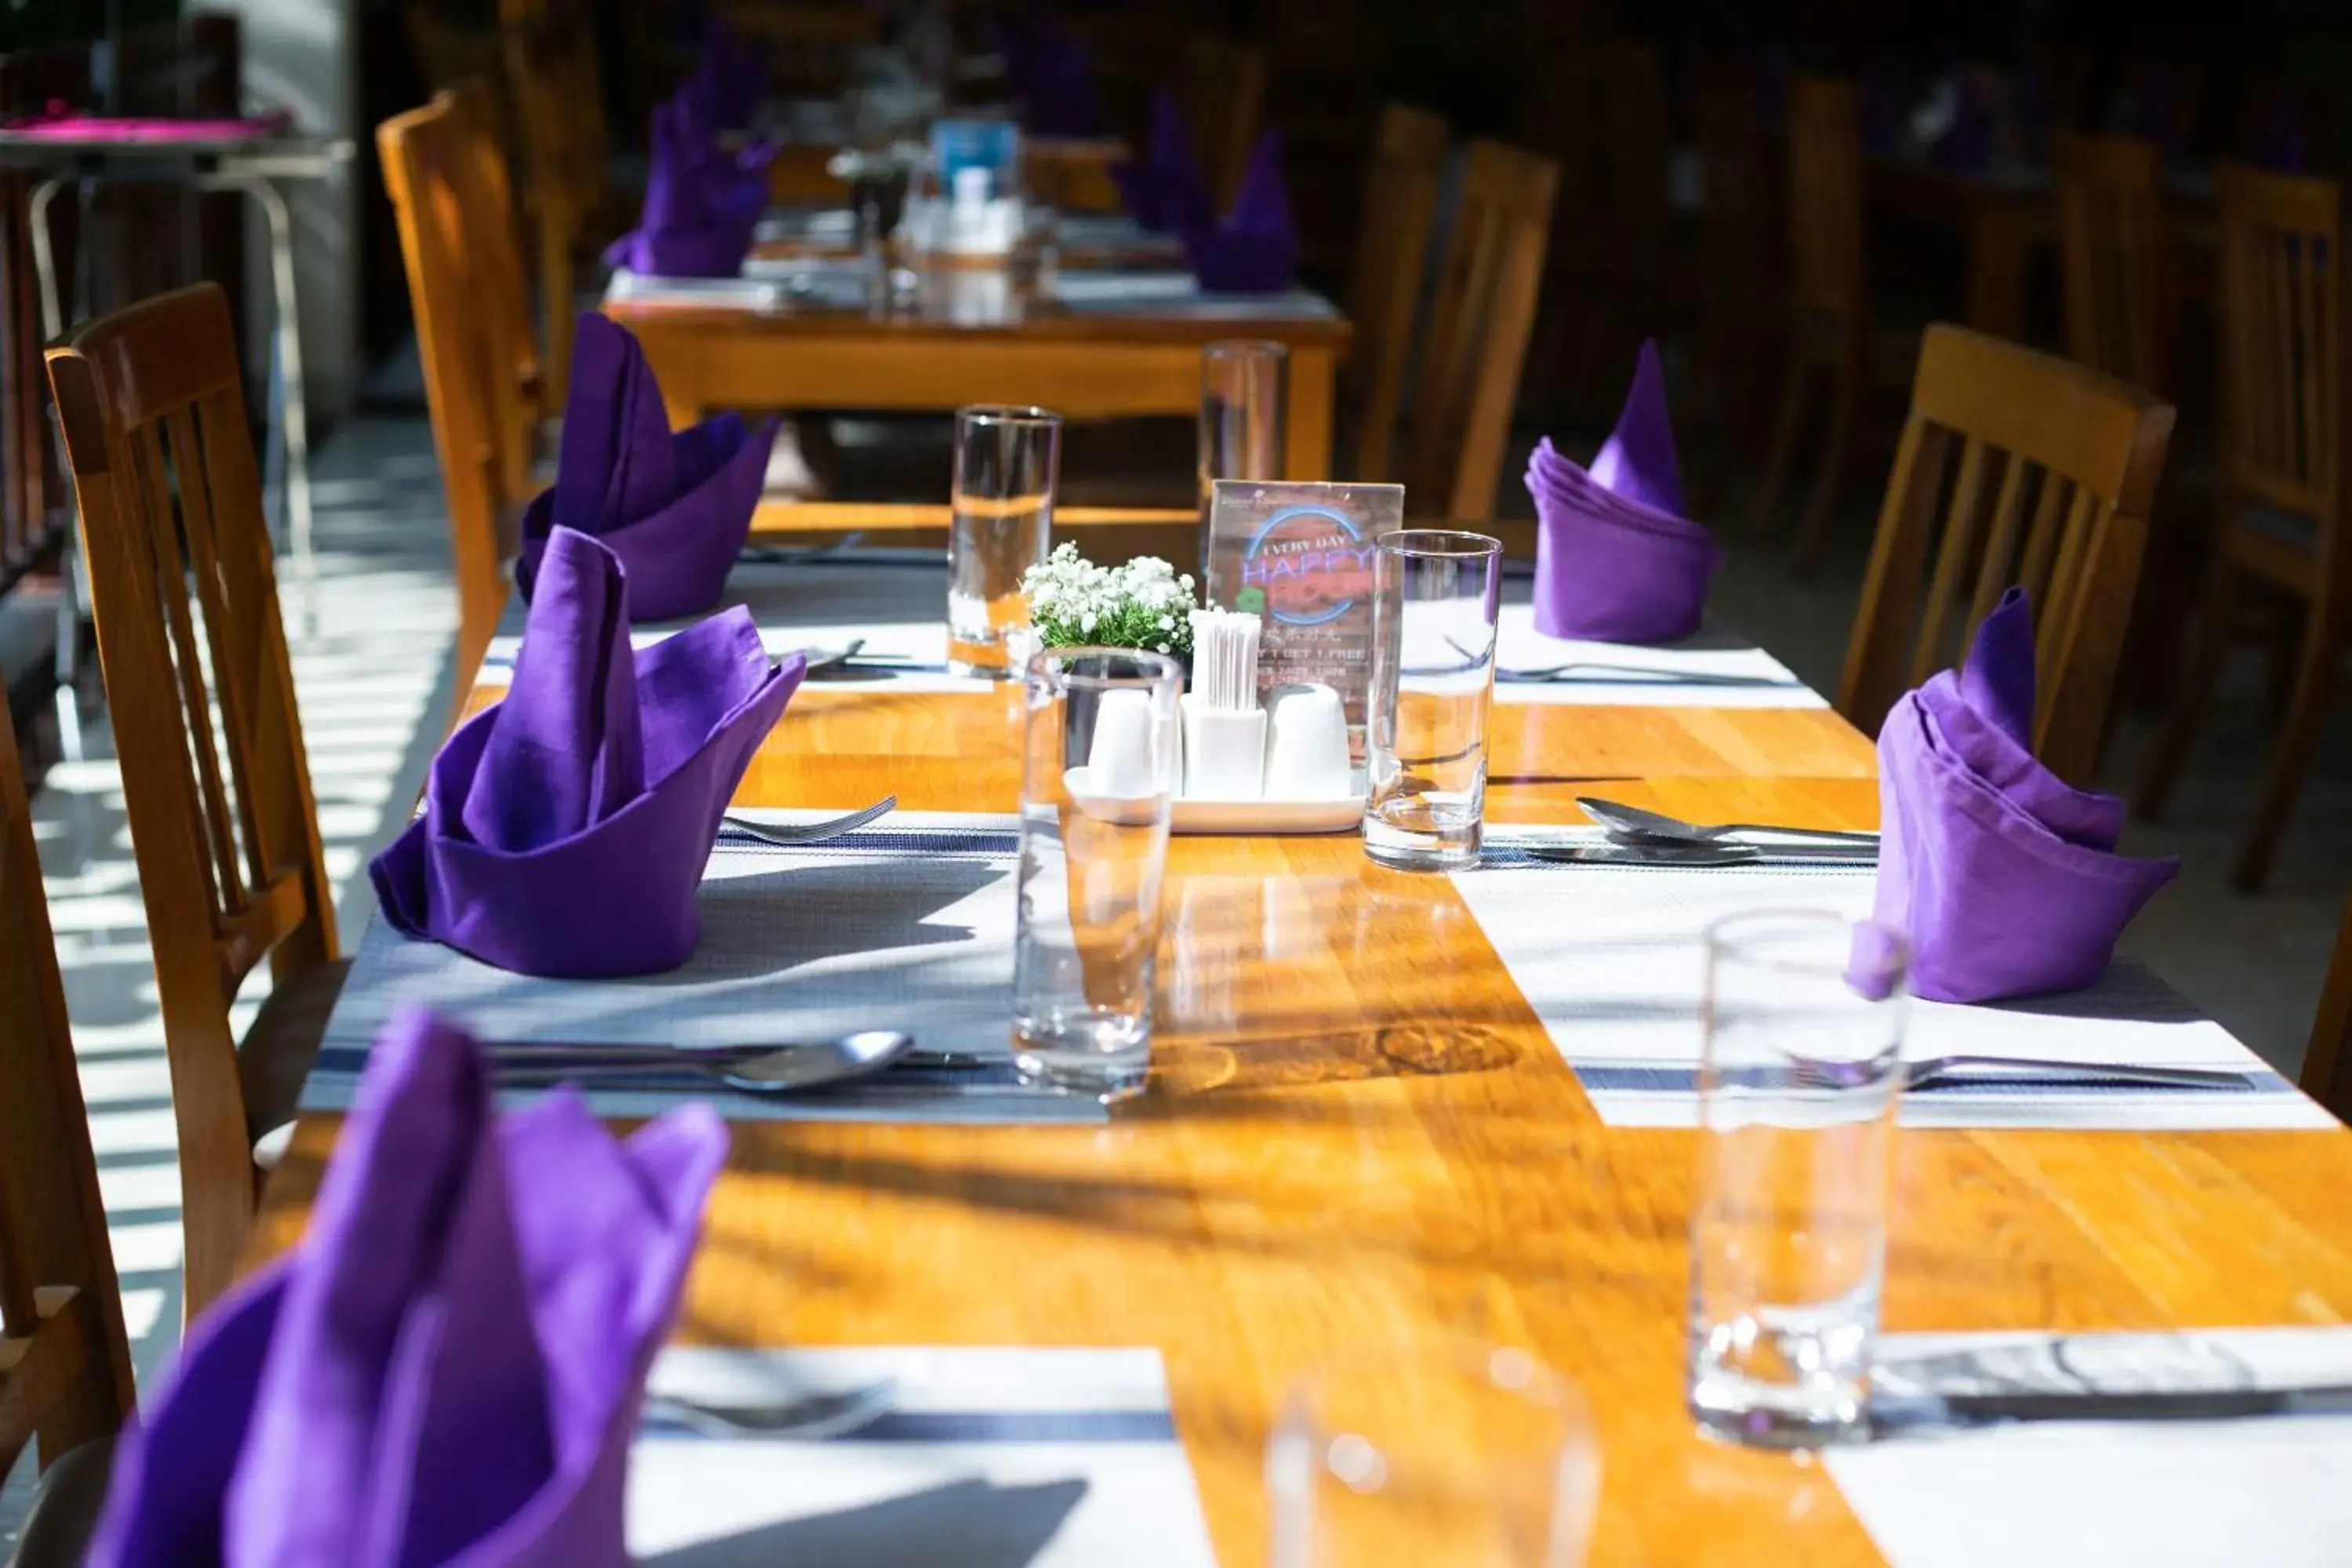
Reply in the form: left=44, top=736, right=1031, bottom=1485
left=949, top=405, right=1062, bottom=677
left=1199, top=340, right=1288, bottom=555
left=1012, top=647, right=1183, bottom=1100
left=1688, top=912, right=1909, bottom=1449
left=1270, top=1345, right=1601, bottom=1568
left=1364, top=530, right=1502, bottom=871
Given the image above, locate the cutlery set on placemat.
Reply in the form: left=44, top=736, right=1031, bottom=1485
left=1515, top=797, right=1882, bottom=869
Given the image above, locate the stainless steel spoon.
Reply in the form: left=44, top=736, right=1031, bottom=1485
left=721, top=795, right=897, bottom=846
left=1578, top=797, right=1880, bottom=848
left=488, top=1030, right=919, bottom=1094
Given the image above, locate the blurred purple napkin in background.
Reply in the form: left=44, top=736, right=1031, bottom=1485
left=1874, top=588, right=2177, bottom=1004
left=372, top=528, right=801, bottom=978
left=1000, top=12, right=1106, bottom=139
left=1528, top=340, right=1719, bottom=643
left=1111, top=89, right=1210, bottom=233
left=87, top=1007, right=728, bottom=1567
left=518, top=314, right=777, bottom=621
left=604, top=93, right=769, bottom=278
left=1181, top=129, right=1297, bottom=292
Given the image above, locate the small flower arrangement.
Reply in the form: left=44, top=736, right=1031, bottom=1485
left=1024, top=543, right=1197, bottom=657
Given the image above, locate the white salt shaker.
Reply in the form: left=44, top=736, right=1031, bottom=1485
left=1085, top=687, right=1165, bottom=798
left=1261, top=684, right=1352, bottom=800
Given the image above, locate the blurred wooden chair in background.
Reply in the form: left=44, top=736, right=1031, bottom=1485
left=45, top=284, right=345, bottom=1321
left=2302, top=886, right=2352, bottom=1123
left=1345, top=103, right=1450, bottom=483
left=379, top=93, right=524, bottom=702
left=1181, top=32, right=1268, bottom=209
left=1839, top=324, right=2176, bottom=787
left=2056, top=133, right=2175, bottom=397
left=1400, top=138, right=1560, bottom=521
left=2136, top=167, right=2345, bottom=890
left=0, top=711, right=135, bottom=1568
left=499, top=0, right=612, bottom=401
left=1748, top=74, right=1915, bottom=571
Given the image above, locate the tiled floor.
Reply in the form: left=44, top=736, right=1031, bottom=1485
left=7, top=409, right=2349, bottom=1545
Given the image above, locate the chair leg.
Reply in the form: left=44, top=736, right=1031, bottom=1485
left=2230, top=604, right=2343, bottom=891
left=1791, top=354, right=1859, bottom=574
left=2134, top=561, right=2243, bottom=822
left=1747, top=350, right=1811, bottom=539
left=539, top=223, right=575, bottom=403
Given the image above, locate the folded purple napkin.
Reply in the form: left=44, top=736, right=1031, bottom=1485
left=686, top=17, right=765, bottom=133
left=604, top=93, right=769, bottom=279
left=1874, top=587, right=2177, bottom=1004
left=87, top=1007, right=727, bottom=1567
left=518, top=313, right=777, bottom=621
left=372, top=528, right=801, bottom=978
left=1181, top=129, right=1297, bottom=293
left=1111, top=89, right=1210, bottom=234
left=1528, top=340, right=1719, bottom=643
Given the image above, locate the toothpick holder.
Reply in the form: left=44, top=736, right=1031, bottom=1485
left=1180, top=693, right=1268, bottom=800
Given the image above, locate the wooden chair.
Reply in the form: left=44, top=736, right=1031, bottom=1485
left=380, top=94, right=520, bottom=702
left=45, top=283, right=344, bottom=1321
left=499, top=0, right=612, bottom=402
left=2136, top=167, right=2346, bottom=890
left=2056, top=133, right=2174, bottom=397
left=1838, top=324, right=2177, bottom=787
left=1399, top=138, right=1560, bottom=521
left=2302, top=886, right=2352, bottom=1123
left=1748, top=74, right=1893, bottom=570
left=0, top=713, right=136, bottom=1567
left=1181, top=32, right=1268, bottom=209
left=446, top=78, right=545, bottom=507
left=1345, top=103, right=1450, bottom=483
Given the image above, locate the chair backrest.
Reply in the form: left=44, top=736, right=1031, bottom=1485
left=446, top=78, right=543, bottom=507
left=499, top=0, right=609, bottom=396
left=1345, top=103, right=1450, bottom=482
left=1785, top=74, right=1866, bottom=325
left=2304, top=885, right=2352, bottom=1123
left=1838, top=324, right=2177, bottom=786
left=1181, top=32, right=1268, bottom=208
left=45, top=282, right=338, bottom=1318
left=0, top=713, right=135, bottom=1485
left=2213, top=162, right=2343, bottom=525
left=380, top=94, right=516, bottom=699
left=1522, top=35, right=1668, bottom=283
left=1401, top=138, right=1560, bottom=519
left=2056, top=133, right=2174, bottom=396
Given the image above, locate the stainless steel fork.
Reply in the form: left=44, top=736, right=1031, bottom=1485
left=720, top=795, right=898, bottom=847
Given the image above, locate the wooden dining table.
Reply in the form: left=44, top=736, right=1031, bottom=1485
left=251, top=560, right=2352, bottom=1564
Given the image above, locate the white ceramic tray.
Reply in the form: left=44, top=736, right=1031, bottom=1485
left=1064, top=768, right=1367, bottom=836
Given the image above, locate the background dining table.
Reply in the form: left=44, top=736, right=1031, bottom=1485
left=249, top=550, right=2352, bottom=1565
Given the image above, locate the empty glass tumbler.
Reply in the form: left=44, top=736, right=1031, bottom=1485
left=1688, top=912, right=1910, bottom=1448
left=949, top=405, right=1062, bottom=677
left=1011, top=647, right=1183, bottom=1101
left=1270, top=1345, right=1602, bottom=1567
left=1364, top=530, right=1503, bottom=870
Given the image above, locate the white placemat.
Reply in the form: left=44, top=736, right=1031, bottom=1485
left=1452, top=842, right=2324, bottom=1131
left=480, top=556, right=997, bottom=695
left=310, top=816, right=1102, bottom=1123
left=633, top=1347, right=1218, bottom=1566
left=1490, top=600, right=1824, bottom=709
left=1828, top=1327, right=2352, bottom=1568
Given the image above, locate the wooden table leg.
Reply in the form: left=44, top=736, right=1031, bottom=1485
left=1285, top=347, right=1336, bottom=480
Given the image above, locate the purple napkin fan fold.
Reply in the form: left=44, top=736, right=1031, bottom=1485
left=1874, top=586, right=2178, bottom=1004
left=88, top=1007, right=728, bottom=1567
left=1110, top=88, right=1212, bottom=234
left=519, top=313, right=777, bottom=622
left=1180, top=129, right=1298, bottom=294
left=604, top=89, right=773, bottom=279
left=371, top=526, right=801, bottom=978
left=1527, top=339, right=1719, bottom=644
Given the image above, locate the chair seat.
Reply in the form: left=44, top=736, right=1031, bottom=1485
left=237, top=956, right=350, bottom=1151
left=5, top=1436, right=114, bottom=1568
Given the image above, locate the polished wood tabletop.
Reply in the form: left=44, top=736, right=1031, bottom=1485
left=255, top=651, right=2352, bottom=1565
left=604, top=262, right=1349, bottom=481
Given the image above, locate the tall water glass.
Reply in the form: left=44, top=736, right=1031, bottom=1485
left=949, top=405, right=1062, bottom=677
left=1270, top=1345, right=1601, bottom=1568
left=1364, top=530, right=1502, bottom=871
left=1012, top=648, right=1182, bottom=1101
left=1689, top=912, right=1909, bottom=1449
left=1199, top=340, right=1288, bottom=552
